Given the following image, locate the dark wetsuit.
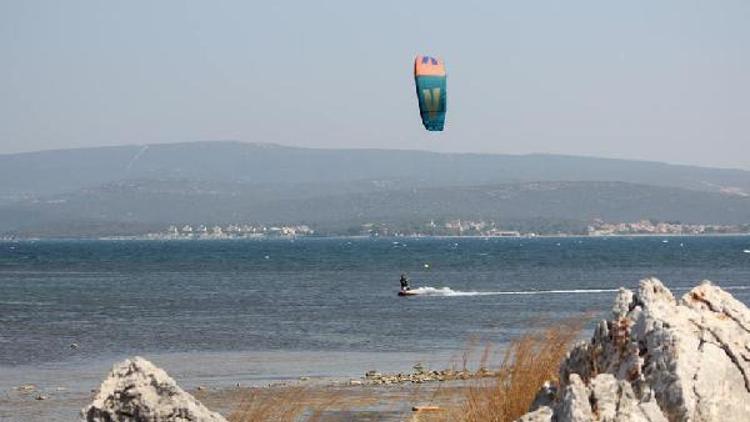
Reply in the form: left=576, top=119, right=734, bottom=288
left=400, top=275, right=410, bottom=291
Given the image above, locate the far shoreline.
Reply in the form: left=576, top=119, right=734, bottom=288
left=2, top=232, right=750, bottom=242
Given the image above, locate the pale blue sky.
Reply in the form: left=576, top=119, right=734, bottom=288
left=1, top=1, right=748, bottom=169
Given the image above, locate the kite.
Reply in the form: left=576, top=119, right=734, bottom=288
left=414, top=55, right=447, bottom=131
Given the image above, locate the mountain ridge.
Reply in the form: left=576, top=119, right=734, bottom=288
left=2, top=141, right=750, bottom=237
left=2, top=141, right=750, bottom=198
left=3, top=140, right=749, bottom=174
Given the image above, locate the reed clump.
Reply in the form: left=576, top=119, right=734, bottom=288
left=227, top=316, right=588, bottom=422
left=455, top=316, right=588, bottom=422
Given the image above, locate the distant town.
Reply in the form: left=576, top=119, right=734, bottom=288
left=361, top=219, right=750, bottom=237
left=586, top=219, right=750, bottom=236
left=100, top=218, right=750, bottom=240
left=134, top=224, right=315, bottom=240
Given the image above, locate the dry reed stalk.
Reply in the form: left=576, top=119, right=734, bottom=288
left=456, top=315, right=589, bottom=422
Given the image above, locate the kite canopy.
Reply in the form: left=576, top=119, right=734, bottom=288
left=414, top=55, right=447, bottom=131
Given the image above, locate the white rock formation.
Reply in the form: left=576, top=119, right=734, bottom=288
left=518, top=278, right=750, bottom=422
left=82, top=356, right=226, bottom=422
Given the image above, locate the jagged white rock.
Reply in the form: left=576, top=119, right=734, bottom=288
left=82, top=356, right=226, bottom=422
left=516, top=278, right=750, bottom=422
left=517, top=405, right=554, bottom=422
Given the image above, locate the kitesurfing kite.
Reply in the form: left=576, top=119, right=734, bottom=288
left=414, top=55, right=447, bottom=131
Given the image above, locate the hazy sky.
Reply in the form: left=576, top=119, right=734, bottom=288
left=1, top=1, right=748, bottom=169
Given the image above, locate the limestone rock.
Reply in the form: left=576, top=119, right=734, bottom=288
left=557, top=374, right=594, bottom=422
left=82, top=356, right=226, bottom=422
left=517, top=278, right=750, bottom=422
left=516, top=405, right=553, bottom=422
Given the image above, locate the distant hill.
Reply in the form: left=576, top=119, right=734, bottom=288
left=1, top=179, right=749, bottom=237
left=1, top=142, right=749, bottom=237
left=2, top=141, right=750, bottom=201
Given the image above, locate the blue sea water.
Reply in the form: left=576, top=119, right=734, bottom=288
left=2, top=236, right=750, bottom=370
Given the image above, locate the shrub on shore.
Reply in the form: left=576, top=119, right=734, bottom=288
left=455, top=316, right=588, bottom=422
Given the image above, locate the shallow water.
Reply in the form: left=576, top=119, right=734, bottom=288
left=1, top=236, right=750, bottom=420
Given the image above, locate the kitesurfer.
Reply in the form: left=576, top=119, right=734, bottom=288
left=400, top=274, right=410, bottom=291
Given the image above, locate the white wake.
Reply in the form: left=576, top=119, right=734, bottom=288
left=405, top=285, right=750, bottom=297
left=404, top=286, right=620, bottom=297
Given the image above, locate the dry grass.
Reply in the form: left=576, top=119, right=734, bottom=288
left=226, top=316, right=589, bottom=422
left=454, top=315, right=589, bottom=422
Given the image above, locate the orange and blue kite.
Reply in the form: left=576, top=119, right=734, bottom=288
left=414, top=55, right=447, bottom=131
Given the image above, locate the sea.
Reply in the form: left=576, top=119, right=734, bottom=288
left=2, top=236, right=750, bottom=419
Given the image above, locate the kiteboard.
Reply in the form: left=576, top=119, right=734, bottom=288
left=398, top=289, right=419, bottom=297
